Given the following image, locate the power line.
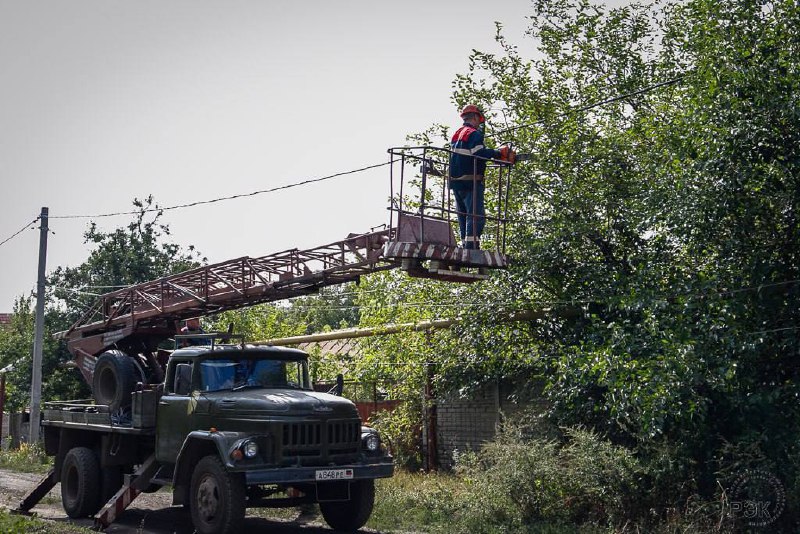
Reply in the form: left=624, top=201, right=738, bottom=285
left=50, top=286, right=103, bottom=297
left=0, top=217, right=40, bottom=248
left=495, top=75, right=686, bottom=137
left=49, top=161, right=391, bottom=220
left=42, top=78, right=682, bottom=221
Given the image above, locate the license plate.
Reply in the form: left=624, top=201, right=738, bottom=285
left=315, top=468, right=354, bottom=481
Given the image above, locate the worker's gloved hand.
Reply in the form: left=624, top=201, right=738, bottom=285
left=499, top=146, right=517, bottom=164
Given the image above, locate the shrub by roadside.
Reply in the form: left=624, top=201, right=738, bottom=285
left=453, top=421, right=641, bottom=532
left=369, top=416, right=735, bottom=533
left=0, top=443, right=51, bottom=473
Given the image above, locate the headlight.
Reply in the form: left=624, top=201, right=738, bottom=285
left=243, top=440, right=259, bottom=458
left=365, top=434, right=380, bottom=452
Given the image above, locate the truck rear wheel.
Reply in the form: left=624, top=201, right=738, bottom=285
left=93, top=350, right=139, bottom=410
left=319, top=479, right=375, bottom=532
left=61, top=447, right=101, bottom=518
left=189, top=455, right=246, bottom=534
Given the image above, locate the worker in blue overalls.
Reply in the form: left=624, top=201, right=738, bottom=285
left=448, top=105, right=515, bottom=249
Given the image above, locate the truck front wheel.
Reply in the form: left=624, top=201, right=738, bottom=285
left=319, top=479, right=375, bottom=532
left=189, top=455, right=246, bottom=534
left=61, top=447, right=101, bottom=518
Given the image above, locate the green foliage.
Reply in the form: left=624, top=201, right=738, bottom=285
left=49, top=196, right=204, bottom=320
left=0, top=508, right=92, bottom=533
left=368, top=423, right=643, bottom=534
left=0, top=442, right=51, bottom=473
left=362, top=0, right=800, bottom=527
left=206, top=284, right=360, bottom=343
left=0, top=298, right=88, bottom=412
left=370, top=471, right=468, bottom=533
left=206, top=304, right=305, bottom=343
left=370, top=402, right=424, bottom=471
left=1, top=197, right=204, bottom=411
left=456, top=420, right=642, bottom=530
left=286, top=284, right=361, bottom=333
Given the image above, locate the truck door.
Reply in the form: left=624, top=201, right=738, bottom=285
left=156, top=360, right=196, bottom=463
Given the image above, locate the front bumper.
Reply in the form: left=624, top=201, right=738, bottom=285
left=243, top=459, right=394, bottom=485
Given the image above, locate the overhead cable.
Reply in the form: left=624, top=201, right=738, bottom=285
left=495, top=74, right=686, bottom=136
left=0, top=217, right=40, bottom=248
left=50, top=161, right=391, bottom=220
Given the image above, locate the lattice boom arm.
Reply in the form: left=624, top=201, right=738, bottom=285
left=65, top=229, right=394, bottom=340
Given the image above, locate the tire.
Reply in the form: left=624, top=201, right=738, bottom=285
left=189, top=455, right=246, bottom=534
left=319, top=479, right=375, bottom=532
left=93, top=350, right=139, bottom=410
left=61, top=447, right=102, bottom=518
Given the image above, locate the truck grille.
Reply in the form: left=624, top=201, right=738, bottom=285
left=281, top=420, right=360, bottom=464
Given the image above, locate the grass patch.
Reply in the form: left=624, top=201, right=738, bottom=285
left=369, top=471, right=598, bottom=534
left=369, top=471, right=466, bottom=532
left=0, top=509, right=92, bottom=534
left=0, top=443, right=52, bottom=473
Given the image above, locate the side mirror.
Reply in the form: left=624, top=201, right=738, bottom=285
left=328, top=373, right=344, bottom=396
left=174, top=363, right=192, bottom=395
left=334, top=373, right=344, bottom=396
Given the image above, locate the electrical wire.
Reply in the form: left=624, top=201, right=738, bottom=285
left=494, top=75, right=686, bottom=137
left=44, top=78, right=683, bottom=221
left=50, top=286, right=103, bottom=297
left=0, top=217, right=40, bottom=248
left=49, top=161, right=391, bottom=220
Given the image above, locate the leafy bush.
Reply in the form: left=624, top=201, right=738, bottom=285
left=456, top=419, right=642, bottom=530
left=0, top=442, right=52, bottom=473
left=371, top=403, right=423, bottom=471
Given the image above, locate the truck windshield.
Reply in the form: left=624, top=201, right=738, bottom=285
left=200, top=357, right=309, bottom=392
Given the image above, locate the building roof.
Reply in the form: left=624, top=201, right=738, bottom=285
left=298, top=338, right=363, bottom=358
left=0, top=313, right=11, bottom=327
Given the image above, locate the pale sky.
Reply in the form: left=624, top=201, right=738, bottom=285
left=0, top=0, right=619, bottom=312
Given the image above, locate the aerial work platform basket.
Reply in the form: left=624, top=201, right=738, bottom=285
left=382, top=146, right=512, bottom=282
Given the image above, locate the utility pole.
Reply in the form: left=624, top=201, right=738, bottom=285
left=0, top=371, right=6, bottom=448
left=29, top=207, right=48, bottom=444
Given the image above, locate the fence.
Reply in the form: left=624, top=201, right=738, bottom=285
left=313, top=380, right=403, bottom=424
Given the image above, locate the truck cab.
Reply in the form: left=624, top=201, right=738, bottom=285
left=160, top=341, right=393, bottom=533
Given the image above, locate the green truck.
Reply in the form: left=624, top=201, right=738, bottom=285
left=20, top=336, right=393, bottom=533
left=18, top=214, right=506, bottom=532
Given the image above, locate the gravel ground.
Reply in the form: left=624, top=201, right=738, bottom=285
left=0, top=468, right=384, bottom=533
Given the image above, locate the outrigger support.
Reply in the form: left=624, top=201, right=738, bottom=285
left=16, top=468, right=58, bottom=514
left=94, top=453, right=159, bottom=529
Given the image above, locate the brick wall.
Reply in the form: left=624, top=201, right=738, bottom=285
left=435, top=382, right=499, bottom=469
left=435, top=379, right=547, bottom=470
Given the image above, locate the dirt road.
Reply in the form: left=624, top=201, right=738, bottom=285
left=0, top=468, right=382, bottom=533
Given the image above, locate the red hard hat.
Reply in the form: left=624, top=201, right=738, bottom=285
left=460, top=104, right=485, bottom=123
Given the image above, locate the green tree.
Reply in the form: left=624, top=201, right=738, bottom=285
left=286, top=284, right=361, bottom=334
left=2, top=197, right=206, bottom=412
left=363, top=0, right=800, bottom=525
left=206, top=304, right=306, bottom=343
left=0, top=297, right=88, bottom=412
left=48, top=196, right=205, bottom=320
